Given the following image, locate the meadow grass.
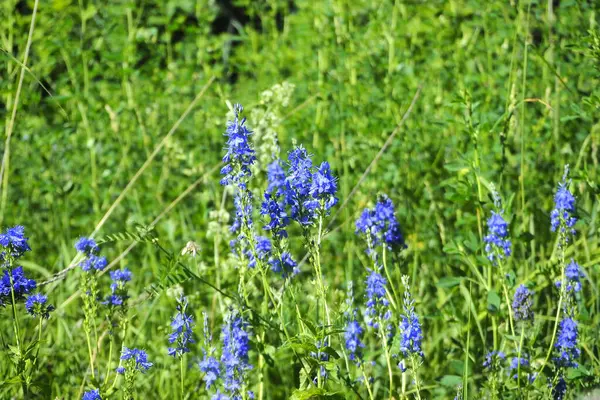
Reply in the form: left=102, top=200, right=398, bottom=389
left=0, top=0, right=599, bottom=399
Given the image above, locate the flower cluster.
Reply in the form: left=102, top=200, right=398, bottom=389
left=220, top=104, right=256, bottom=187
left=508, top=356, right=535, bottom=382
left=554, top=317, right=580, bottom=368
left=355, top=194, right=406, bottom=251
left=199, top=312, right=220, bottom=390
left=482, top=350, right=505, bottom=370
left=104, top=268, right=132, bottom=307
left=82, top=389, right=102, bottom=400
left=364, top=267, right=390, bottom=330
left=0, top=266, right=36, bottom=307
left=168, top=296, right=195, bottom=358
left=551, top=166, right=577, bottom=236
left=344, top=314, right=364, bottom=364
left=221, top=312, right=253, bottom=399
left=25, top=293, right=54, bottom=319
left=0, top=225, right=31, bottom=261
left=118, top=347, right=153, bottom=374
left=75, top=237, right=107, bottom=272
left=483, top=210, right=511, bottom=263
left=512, top=285, right=534, bottom=322
left=556, top=259, right=583, bottom=294
left=398, top=276, right=423, bottom=358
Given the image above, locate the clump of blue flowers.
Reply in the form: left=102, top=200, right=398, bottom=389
left=118, top=347, right=153, bottom=400
left=364, top=267, right=390, bottom=330
left=199, top=312, right=220, bottom=390
left=104, top=268, right=132, bottom=307
left=554, top=317, right=580, bottom=368
left=512, top=285, right=534, bottom=323
left=483, top=350, right=505, bottom=370
left=355, top=194, right=406, bottom=252
left=398, top=275, right=423, bottom=358
left=483, top=191, right=511, bottom=263
left=82, top=388, right=102, bottom=400
left=75, top=237, right=107, bottom=272
left=550, top=166, right=577, bottom=237
left=25, top=293, right=54, bottom=319
left=556, top=259, right=583, bottom=294
left=0, top=225, right=31, bottom=262
left=168, top=295, right=195, bottom=358
left=0, top=266, right=36, bottom=307
left=220, top=311, right=253, bottom=399
left=220, top=104, right=256, bottom=187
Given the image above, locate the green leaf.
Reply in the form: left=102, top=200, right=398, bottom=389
left=290, top=388, right=345, bottom=400
left=487, top=290, right=501, bottom=313
left=436, top=277, right=463, bottom=288
left=440, top=374, right=463, bottom=388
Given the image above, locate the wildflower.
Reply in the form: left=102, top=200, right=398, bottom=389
left=283, top=146, right=315, bottom=225
left=220, top=104, right=256, bottom=187
left=82, top=389, right=102, bottom=400
left=552, top=375, right=567, bottom=400
left=512, top=285, right=534, bottom=322
left=260, top=193, right=289, bottom=237
left=507, top=356, right=536, bottom=382
left=364, top=267, right=390, bottom=329
left=221, top=311, right=252, bottom=398
left=483, top=350, right=505, bottom=370
left=555, top=317, right=580, bottom=368
left=75, top=237, right=107, bottom=272
left=309, top=161, right=338, bottom=211
left=25, top=293, right=54, bottom=319
left=483, top=210, right=511, bottom=263
left=116, top=366, right=125, bottom=374
left=230, top=193, right=252, bottom=235
left=550, top=166, right=577, bottom=236
left=399, top=276, right=423, bottom=357
left=344, top=317, right=364, bottom=363
left=269, top=252, right=298, bottom=277
left=0, top=225, right=31, bottom=260
left=199, top=312, right=221, bottom=390
left=120, top=347, right=153, bottom=373
left=556, top=259, right=583, bottom=293
left=103, top=268, right=132, bottom=307
left=212, top=391, right=229, bottom=400
left=355, top=194, right=406, bottom=251
left=181, top=241, right=201, bottom=257
left=310, top=339, right=330, bottom=382
left=168, top=296, right=195, bottom=358
left=0, top=266, right=36, bottom=306
left=266, top=160, right=286, bottom=196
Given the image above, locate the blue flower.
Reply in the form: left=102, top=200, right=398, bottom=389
left=75, top=237, right=99, bottom=255
left=25, top=293, right=54, bottom=319
left=116, top=366, right=125, bottom=374
left=398, top=276, right=423, bottom=357
left=75, top=237, right=107, bottom=272
left=82, top=389, right=102, bottom=400
left=221, top=311, right=252, bottom=398
left=556, top=259, right=584, bottom=293
left=121, top=347, right=153, bottom=373
left=552, top=375, right=567, bottom=400
left=0, top=225, right=31, bottom=260
left=199, top=355, right=221, bottom=389
left=260, top=193, right=289, bottom=238
left=482, top=350, right=505, bottom=370
left=364, top=267, right=390, bottom=329
left=0, top=266, right=36, bottom=306
left=168, top=296, right=195, bottom=358
left=555, top=317, right=580, bottom=368
left=309, top=161, right=338, bottom=211
left=220, top=104, right=256, bottom=187
left=551, top=167, right=577, bottom=235
left=484, top=211, right=511, bottom=263
left=269, top=252, right=298, bottom=277
left=344, top=317, right=364, bottom=363
left=212, top=391, right=230, bottom=400
left=355, top=194, right=406, bottom=251
left=266, top=160, right=286, bottom=196
left=104, top=268, right=132, bottom=307
left=512, top=285, right=534, bottom=322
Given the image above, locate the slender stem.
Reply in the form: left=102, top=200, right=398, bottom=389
left=104, top=336, right=114, bottom=386
left=380, top=326, right=394, bottom=398
left=9, top=274, right=27, bottom=396
left=410, top=357, right=422, bottom=400
left=180, top=356, right=184, bottom=400
left=517, top=325, right=525, bottom=390
left=360, top=364, right=374, bottom=400
left=85, top=330, right=95, bottom=379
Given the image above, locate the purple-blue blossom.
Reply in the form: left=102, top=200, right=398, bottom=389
left=551, top=167, right=577, bottom=236
left=355, top=194, right=406, bottom=251
left=269, top=251, right=298, bottom=277
left=220, top=104, right=256, bottom=187
left=556, top=259, right=584, bottom=293
left=168, top=296, right=195, bottom=358
left=75, top=237, right=107, bottom=272
left=260, top=193, right=289, bottom=238
left=364, top=267, right=390, bottom=329
left=555, top=317, right=580, bottom=368
left=0, top=266, right=36, bottom=306
left=344, top=317, right=364, bottom=363
left=221, top=311, right=252, bottom=398
left=266, top=159, right=286, bottom=196
left=398, top=276, right=423, bottom=357
left=25, top=293, right=54, bottom=319
left=484, top=211, right=511, bottom=263
left=120, top=347, right=153, bottom=373
left=0, top=225, right=31, bottom=260
left=512, top=285, right=534, bottom=322
left=82, top=389, right=102, bottom=400
left=483, top=350, right=505, bottom=370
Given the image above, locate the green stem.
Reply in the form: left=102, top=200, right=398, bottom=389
left=104, top=336, right=113, bottom=386
left=85, top=330, right=95, bottom=379
left=410, top=357, right=422, bottom=400
left=360, top=364, right=374, bottom=400
left=180, top=356, right=184, bottom=400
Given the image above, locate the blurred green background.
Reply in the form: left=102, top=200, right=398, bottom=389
left=1, top=0, right=599, bottom=398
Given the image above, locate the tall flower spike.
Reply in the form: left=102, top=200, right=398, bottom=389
left=284, top=146, right=315, bottom=225
left=104, top=268, right=132, bottom=307
left=483, top=191, right=511, bottom=263
left=512, top=285, right=534, bottom=322
left=355, top=194, right=406, bottom=251
left=364, top=266, right=390, bottom=330
left=168, top=296, right=195, bottom=358
left=554, top=317, right=580, bottom=368
left=75, top=237, right=107, bottom=272
left=221, top=310, right=253, bottom=398
left=120, top=347, right=153, bottom=373
left=482, top=350, right=505, bottom=370
left=556, top=259, right=584, bottom=294
left=398, top=275, right=423, bottom=357
left=220, top=104, right=256, bottom=187
left=199, top=312, right=221, bottom=390
left=551, top=165, right=577, bottom=236
left=309, top=161, right=338, bottom=211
